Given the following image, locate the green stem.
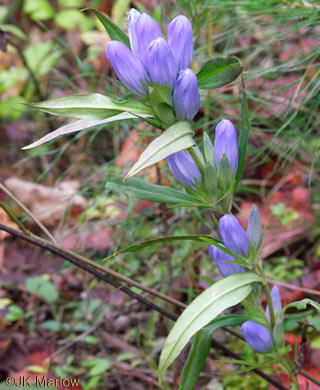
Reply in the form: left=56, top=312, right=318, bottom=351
left=0, top=201, right=30, bottom=235
left=262, top=282, right=275, bottom=328
left=211, top=213, right=219, bottom=227
left=188, top=146, right=205, bottom=177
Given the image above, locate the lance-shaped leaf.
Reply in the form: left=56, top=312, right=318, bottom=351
left=22, top=112, right=152, bottom=150
left=106, top=175, right=199, bottom=206
left=197, top=56, right=242, bottom=89
left=232, top=76, right=250, bottom=193
left=83, top=8, right=130, bottom=48
left=102, top=233, right=222, bottom=262
left=275, top=298, right=320, bottom=324
left=27, top=93, right=153, bottom=120
left=125, top=121, right=195, bottom=179
left=158, top=272, right=262, bottom=380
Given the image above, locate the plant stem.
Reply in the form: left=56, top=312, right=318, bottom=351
left=300, top=369, right=320, bottom=386
left=262, top=282, right=276, bottom=328
left=0, top=201, right=30, bottom=235
left=188, top=146, right=205, bottom=177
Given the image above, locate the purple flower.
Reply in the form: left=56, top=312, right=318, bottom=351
left=168, top=15, right=193, bottom=72
left=265, top=286, right=283, bottom=323
left=148, top=38, right=177, bottom=87
left=214, top=119, right=239, bottom=173
left=127, top=8, right=141, bottom=56
left=106, top=41, right=150, bottom=96
left=173, top=69, right=200, bottom=120
left=247, top=204, right=262, bottom=249
left=240, top=321, right=272, bottom=353
left=209, top=244, right=245, bottom=277
left=133, top=13, right=163, bottom=69
left=241, top=286, right=283, bottom=353
left=166, top=150, right=201, bottom=187
left=219, top=214, right=249, bottom=256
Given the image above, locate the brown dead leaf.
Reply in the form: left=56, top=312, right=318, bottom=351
left=4, top=177, right=86, bottom=227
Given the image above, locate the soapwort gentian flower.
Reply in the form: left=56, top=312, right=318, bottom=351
left=148, top=38, right=177, bottom=88
left=106, top=41, right=150, bottom=96
left=209, top=214, right=248, bottom=277
left=214, top=119, right=239, bottom=173
left=166, top=150, right=201, bottom=188
left=241, top=286, right=283, bottom=353
left=173, top=69, right=200, bottom=120
left=168, top=15, right=193, bottom=72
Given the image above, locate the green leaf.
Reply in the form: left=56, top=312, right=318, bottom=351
left=102, top=234, right=221, bottom=262
left=106, top=175, right=199, bottom=206
left=150, top=84, right=173, bottom=106
left=24, top=0, right=54, bottom=20
left=22, top=112, right=151, bottom=150
left=276, top=298, right=320, bottom=323
left=125, top=121, right=195, bottom=179
left=158, top=272, right=262, bottom=380
left=0, top=24, right=26, bottom=40
left=0, top=96, right=25, bottom=120
left=180, top=315, right=251, bottom=390
left=27, top=93, right=153, bottom=120
left=6, top=305, right=24, bottom=321
left=81, top=358, right=111, bottom=376
left=197, top=56, right=242, bottom=89
left=232, top=77, right=250, bottom=193
left=203, top=132, right=214, bottom=167
left=25, top=277, right=59, bottom=304
left=84, top=8, right=130, bottom=47
left=152, top=103, right=176, bottom=127
left=212, top=358, right=275, bottom=375
left=55, top=9, right=93, bottom=32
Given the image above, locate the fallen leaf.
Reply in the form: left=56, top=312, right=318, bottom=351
left=4, top=177, right=86, bottom=227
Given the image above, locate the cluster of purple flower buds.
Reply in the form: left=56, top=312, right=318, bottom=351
left=241, top=286, right=283, bottom=353
left=106, top=9, right=200, bottom=121
left=166, top=119, right=238, bottom=188
left=209, top=206, right=262, bottom=277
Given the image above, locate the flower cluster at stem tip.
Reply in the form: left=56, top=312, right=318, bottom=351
left=106, top=9, right=200, bottom=121
left=166, top=119, right=239, bottom=189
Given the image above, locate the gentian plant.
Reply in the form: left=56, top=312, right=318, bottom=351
left=23, top=7, right=320, bottom=390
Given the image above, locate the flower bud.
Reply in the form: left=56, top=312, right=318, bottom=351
left=265, top=286, right=283, bottom=323
left=240, top=321, right=272, bottom=353
left=247, top=204, right=263, bottom=249
left=166, top=150, right=201, bottom=187
left=106, top=41, right=150, bottom=96
left=214, top=119, right=239, bottom=173
left=148, top=38, right=177, bottom=87
left=219, top=214, right=249, bottom=256
left=168, top=15, right=193, bottom=71
left=127, top=8, right=141, bottom=55
left=209, top=245, right=245, bottom=278
left=134, top=13, right=163, bottom=68
left=173, top=69, right=200, bottom=120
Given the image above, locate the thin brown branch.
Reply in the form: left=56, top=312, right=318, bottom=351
left=0, top=222, right=289, bottom=390
left=267, top=278, right=320, bottom=297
